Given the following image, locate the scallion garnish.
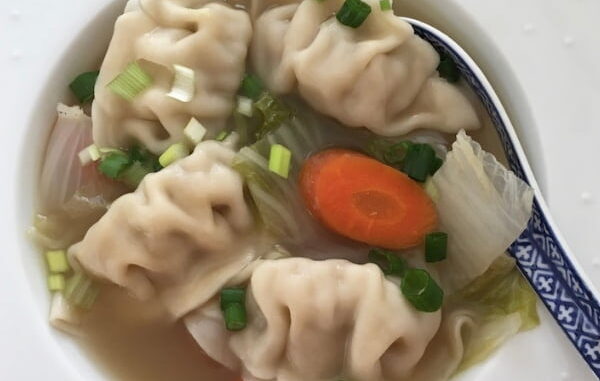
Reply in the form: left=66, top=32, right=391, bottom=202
left=425, top=232, right=448, bottom=263
left=78, top=144, right=101, bottom=166
left=48, top=274, right=66, bottom=292
left=220, top=288, right=246, bottom=310
left=430, top=156, right=443, bottom=175
left=254, top=93, right=293, bottom=140
left=119, top=161, right=150, bottom=188
left=240, top=73, right=264, bottom=100
left=45, top=250, right=69, bottom=273
left=183, top=117, right=207, bottom=146
left=69, top=71, right=99, bottom=103
left=64, top=272, right=100, bottom=310
left=167, top=64, right=195, bottom=103
left=268, top=144, right=292, bottom=178
left=129, top=145, right=162, bottom=172
left=223, top=302, right=247, bottom=331
left=215, top=131, right=230, bottom=142
left=158, top=143, right=190, bottom=167
left=336, top=0, right=372, bottom=28
left=401, top=268, right=444, bottom=312
left=368, top=248, right=407, bottom=277
left=437, top=53, right=460, bottom=83
left=237, top=96, right=254, bottom=117
left=379, top=0, right=392, bottom=11
left=402, top=143, right=437, bottom=182
left=108, top=62, right=153, bottom=101
left=98, top=152, right=132, bottom=179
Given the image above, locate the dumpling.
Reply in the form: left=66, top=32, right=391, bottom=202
left=186, top=258, right=442, bottom=381
left=92, top=0, right=252, bottom=154
left=69, top=141, right=255, bottom=318
left=251, top=0, right=479, bottom=136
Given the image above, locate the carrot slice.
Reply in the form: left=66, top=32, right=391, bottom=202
left=300, top=149, right=438, bottom=249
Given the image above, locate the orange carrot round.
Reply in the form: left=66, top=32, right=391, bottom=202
left=300, top=149, right=438, bottom=249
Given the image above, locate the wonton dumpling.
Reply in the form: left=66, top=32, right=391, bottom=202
left=252, top=0, right=479, bottom=136
left=92, top=0, right=252, bottom=154
left=69, top=141, right=255, bottom=318
left=186, top=258, right=441, bottom=381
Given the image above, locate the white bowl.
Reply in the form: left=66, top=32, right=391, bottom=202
left=2, top=0, right=594, bottom=380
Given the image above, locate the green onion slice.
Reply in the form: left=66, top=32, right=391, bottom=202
left=254, top=93, right=293, bottom=140
left=430, top=156, right=444, bottom=175
left=336, top=0, right=372, bottom=28
left=158, top=143, right=190, bottom=167
left=402, top=143, right=437, bottom=182
left=215, top=131, right=230, bottom=142
left=401, top=268, right=444, bottom=312
left=425, top=232, right=448, bottom=263
left=220, top=288, right=246, bottom=310
left=240, top=73, right=264, bottom=100
left=237, top=96, right=254, bottom=117
left=368, top=248, right=407, bottom=277
left=69, top=71, right=99, bottom=103
left=167, top=64, right=195, bottom=103
left=437, top=53, right=460, bottom=83
left=268, top=144, right=292, bottom=179
left=78, top=144, right=101, bottom=166
left=64, top=272, right=100, bottom=310
left=98, top=152, right=132, bottom=179
left=183, top=117, right=207, bottom=146
left=108, top=62, right=153, bottom=101
left=45, top=250, right=69, bottom=273
left=119, top=161, right=151, bottom=188
left=223, top=302, right=247, bottom=331
left=48, top=274, right=66, bottom=292
left=379, top=0, right=392, bottom=11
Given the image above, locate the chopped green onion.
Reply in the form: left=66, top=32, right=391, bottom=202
left=237, top=96, right=254, bottom=117
left=223, top=302, right=247, bottom=331
left=48, top=274, right=66, bottom=291
left=368, top=248, right=407, bottom=277
left=240, top=73, right=264, bottom=100
left=99, top=147, right=126, bottom=156
left=158, top=143, right=189, bottom=167
left=215, top=131, right=230, bottom=142
left=220, top=288, right=246, bottom=310
left=69, top=71, right=99, bottom=103
left=64, top=272, right=100, bottom=310
left=183, top=117, right=207, bottom=146
left=108, top=62, right=153, bottom=101
left=402, top=143, right=437, bottom=182
left=425, top=232, right=448, bottom=263
left=268, top=144, right=292, bottom=178
left=167, top=64, right=195, bottom=103
left=78, top=144, right=101, bottom=166
left=45, top=250, right=69, bottom=273
left=401, top=268, right=444, bottom=312
left=98, top=152, right=131, bottom=179
left=379, top=0, right=392, bottom=11
left=254, top=93, right=293, bottom=140
left=385, top=141, right=413, bottom=166
left=336, top=0, right=372, bottom=28
left=119, top=161, right=150, bottom=188
left=128, top=145, right=162, bottom=172
left=430, top=156, right=443, bottom=175
left=437, top=53, right=460, bottom=83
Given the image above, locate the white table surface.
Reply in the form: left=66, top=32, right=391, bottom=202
left=0, top=0, right=598, bottom=380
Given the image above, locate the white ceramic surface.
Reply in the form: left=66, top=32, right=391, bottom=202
left=0, top=0, right=598, bottom=380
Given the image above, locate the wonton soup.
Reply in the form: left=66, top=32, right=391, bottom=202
left=31, top=0, right=539, bottom=380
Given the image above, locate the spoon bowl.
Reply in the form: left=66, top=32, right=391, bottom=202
left=403, top=17, right=600, bottom=378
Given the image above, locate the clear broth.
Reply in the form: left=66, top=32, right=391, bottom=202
left=77, top=285, right=235, bottom=381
